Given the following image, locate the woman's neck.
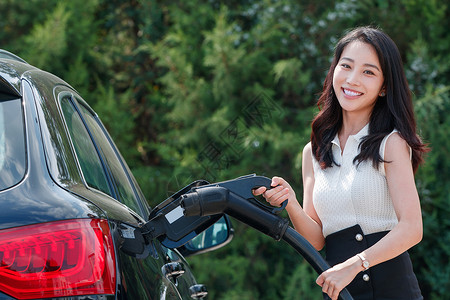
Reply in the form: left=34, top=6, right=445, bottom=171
left=338, top=114, right=370, bottom=152
left=340, top=111, right=370, bottom=136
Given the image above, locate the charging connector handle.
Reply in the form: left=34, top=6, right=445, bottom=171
left=182, top=186, right=289, bottom=241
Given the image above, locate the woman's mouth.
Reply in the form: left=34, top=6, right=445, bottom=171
left=342, top=88, right=363, bottom=97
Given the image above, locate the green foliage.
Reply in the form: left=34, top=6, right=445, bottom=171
left=22, top=3, right=71, bottom=70
left=1, top=0, right=448, bottom=298
left=283, top=262, right=322, bottom=300
left=414, top=86, right=450, bottom=299
left=188, top=221, right=322, bottom=299
left=92, top=83, right=138, bottom=161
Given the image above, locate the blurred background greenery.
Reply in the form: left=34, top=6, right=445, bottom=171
left=1, top=0, right=448, bottom=299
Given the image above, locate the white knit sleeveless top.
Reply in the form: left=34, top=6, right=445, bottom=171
left=311, top=124, right=399, bottom=237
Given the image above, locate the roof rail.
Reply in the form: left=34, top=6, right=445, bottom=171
left=0, top=49, right=28, bottom=64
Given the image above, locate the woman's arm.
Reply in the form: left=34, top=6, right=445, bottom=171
left=253, top=143, right=325, bottom=250
left=316, top=133, right=423, bottom=300
left=289, top=142, right=325, bottom=250
left=358, top=132, right=423, bottom=265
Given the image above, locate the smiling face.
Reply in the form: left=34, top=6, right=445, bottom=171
left=333, top=41, right=385, bottom=119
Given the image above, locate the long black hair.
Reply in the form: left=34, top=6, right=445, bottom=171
left=311, top=26, right=428, bottom=172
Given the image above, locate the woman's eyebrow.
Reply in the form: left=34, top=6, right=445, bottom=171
left=340, top=57, right=381, bottom=72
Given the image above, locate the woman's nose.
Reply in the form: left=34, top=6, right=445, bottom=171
left=346, top=71, right=360, bottom=86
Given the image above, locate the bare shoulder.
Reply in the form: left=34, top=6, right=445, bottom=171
left=384, top=132, right=410, bottom=163
left=302, top=142, right=314, bottom=176
left=303, top=141, right=312, bottom=155
left=302, top=142, right=313, bottom=165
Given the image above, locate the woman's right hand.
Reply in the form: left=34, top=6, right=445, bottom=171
left=255, top=174, right=324, bottom=250
left=253, top=176, right=297, bottom=208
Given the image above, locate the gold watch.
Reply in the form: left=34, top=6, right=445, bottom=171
left=356, top=253, right=370, bottom=270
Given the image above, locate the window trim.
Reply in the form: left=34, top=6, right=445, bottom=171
left=60, top=93, right=148, bottom=218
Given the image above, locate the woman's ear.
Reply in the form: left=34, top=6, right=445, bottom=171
left=379, top=88, right=386, bottom=97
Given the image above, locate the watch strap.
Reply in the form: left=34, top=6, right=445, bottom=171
left=356, top=253, right=370, bottom=270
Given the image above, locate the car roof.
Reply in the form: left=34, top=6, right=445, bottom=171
left=0, top=49, right=82, bottom=104
left=0, top=50, right=33, bottom=97
left=0, top=49, right=28, bottom=63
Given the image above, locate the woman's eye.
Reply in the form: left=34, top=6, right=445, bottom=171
left=364, top=70, right=375, bottom=75
left=341, top=63, right=350, bottom=69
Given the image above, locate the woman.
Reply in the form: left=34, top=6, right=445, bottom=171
left=254, top=27, right=427, bottom=299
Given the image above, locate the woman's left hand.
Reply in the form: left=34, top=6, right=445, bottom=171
left=316, top=255, right=362, bottom=300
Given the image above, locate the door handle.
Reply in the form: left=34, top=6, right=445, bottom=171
left=162, top=262, right=185, bottom=281
left=189, top=284, right=208, bottom=299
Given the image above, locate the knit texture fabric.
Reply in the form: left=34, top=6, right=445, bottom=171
left=311, top=124, right=399, bottom=237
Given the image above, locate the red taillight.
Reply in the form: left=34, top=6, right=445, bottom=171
left=0, top=219, right=116, bottom=299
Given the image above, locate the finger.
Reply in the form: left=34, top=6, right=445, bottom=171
left=316, top=274, right=324, bottom=286
left=271, top=176, right=285, bottom=187
left=326, top=285, right=335, bottom=299
left=331, top=285, right=342, bottom=300
left=268, top=188, right=289, bottom=207
left=263, top=185, right=285, bottom=198
left=327, top=285, right=334, bottom=300
left=331, top=290, right=339, bottom=300
left=252, top=187, right=267, bottom=196
left=321, top=276, right=334, bottom=297
left=322, top=281, right=329, bottom=294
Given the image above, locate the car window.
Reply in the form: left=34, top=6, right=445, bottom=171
left=75, top=99, right=144, bottom=216
left=0, top=93, right=26, bottom=191
left=60, top=97, right=112, bottom=196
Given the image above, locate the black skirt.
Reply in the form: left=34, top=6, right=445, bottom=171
left=323, top=224, right=423, bottom=300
